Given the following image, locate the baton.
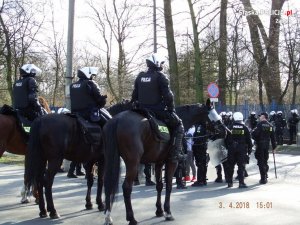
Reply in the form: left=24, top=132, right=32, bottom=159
left=272, top=151, right=277, bottom=179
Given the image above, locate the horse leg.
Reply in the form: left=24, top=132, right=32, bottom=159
left=96, top=157, right=105, bottom=211
left=123, top=165, right=138, bottom=225
left=85, top=161, right=94, bottom=210
left=37, top=174, right=47, bottom=218
left=155, top=163, right=164, bottom=217
left=164, top=162, right=177, bottom=221
left=44, top=164, right=60, bottom=219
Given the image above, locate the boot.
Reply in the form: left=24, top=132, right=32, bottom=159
left=227, top=182, right=233, bottom=188
left=145, top=178, right=156, bottom=186
left=176, top=177, right=187, bottom=189
left=244, top=169, right=249, bottom=177
left=239, top=182, right=248, bottom=188
left=191, top=181, right=207, bottom=187
left=259, top=166, right=267, bottom=184
left=191, top=176, right=196, bottom=182
left=67, top=162, right=78, bottom=178
left=215, top=165, right=223, bottom=183
left=170, top=129, right=186, bottom=162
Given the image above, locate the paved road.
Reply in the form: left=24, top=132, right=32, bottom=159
left=1, top=150, right=300, bottom=225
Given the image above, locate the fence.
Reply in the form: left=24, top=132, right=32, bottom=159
left=215, top=101, right=300, bottom=119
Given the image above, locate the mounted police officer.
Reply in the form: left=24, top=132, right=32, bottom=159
left=226, top=112, right=252, bottom=188
left=252, top=112, right=276, bottom=184
left=274, top=111, right=286, bottom=145
left=13, top=64, right=45, bottom=122
left=131, top=53, right=185, bottom=162
left=191, top=121, right=209, bottom=186
left=70, top=67, right=110, bottom=126
left=287, top=109, right=300, bottom=145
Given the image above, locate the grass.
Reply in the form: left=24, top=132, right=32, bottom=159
left=0, top=153, right=25, bottom=165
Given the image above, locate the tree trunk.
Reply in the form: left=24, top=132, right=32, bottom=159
left=241, top=0, right=284, bottom=104
left=218, top=0, right=228, bottom=105
left=163, top=0, right=180, bottom=105
left=187, top=0, right=203, bottom=103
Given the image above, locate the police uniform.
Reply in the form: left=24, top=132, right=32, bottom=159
left=274, top=113, right=287, bottom=145
left=13, top=64, right=44, bottom=121
left=70, top=68, right=108, bottom=126
left=191, top=122, right=209, bottom=186
left=248, top=114, right=258, bottom=130
left=226, top=120, right=252, bottom=188
left=131, top=54, right=184, bottom=162
left=287, top=111, right=300, bottom=145
left=252, top=118, right=276, bottom=184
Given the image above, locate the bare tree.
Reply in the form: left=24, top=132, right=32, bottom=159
left=240, top=0, right=285, bottom=104
left=0, top=0, right=45, bottom=103
left=163, top=0, right=180, bottom=105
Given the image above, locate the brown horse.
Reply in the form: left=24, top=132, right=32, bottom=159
left=24, top=101, right=132, bottom=219
left=0, top=97, right=51, bottom=203
left=103, top=99, right=222, bottom=225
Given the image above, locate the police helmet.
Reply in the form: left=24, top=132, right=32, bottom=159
left=250, top=111, right=256, bottom=115
left=291, top=109, right=299, bottom=115
left=146, top=53, right=165, bottom=71
left=260, top=112, right=269, bottom=119
left=219, top=111, right=226, bottom=116
left=77, top=67, right=99, bottom=80
left=277, top=110, right=283, bottom=115
left=233, top=112, right=243, bottom=122
left=226, top=111, right=233, bottom=118
left=20, top=64, right=41, bottom=77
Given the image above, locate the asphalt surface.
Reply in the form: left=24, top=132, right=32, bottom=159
left=0, top=147, right=300, bottom=225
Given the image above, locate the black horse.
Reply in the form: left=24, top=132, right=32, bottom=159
left=24, top=101, right=131, bottom=219
left=103, top=99, right=221, bottom=225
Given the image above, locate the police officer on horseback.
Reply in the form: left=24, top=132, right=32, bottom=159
left=226, top=112, right=252, bottom=188
left=131, top=53, right=185, bottom=162
left=13, top=64, right=45, bottom=122
left=70, top=67, right=110, bottom=126
left=252, top=112, right=276, bottom=184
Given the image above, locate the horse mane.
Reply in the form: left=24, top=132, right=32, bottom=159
left=38, top=96, right=51, bottom=113
left=107, top=99, right=132, bottom=116
left=176, top=103, right=203, bottom=113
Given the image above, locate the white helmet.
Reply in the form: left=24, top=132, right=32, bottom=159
left=226, top=111, right=233, bottom=118
left=77, top=67, right=99, bottom=79
left=291, top=109, right=299, bottom=115
left=270, top=111, right=276, bottom=116
left=20, top=64, right=41, bottom=77
left=233, top=112, right=243, bottom=121
left=250, top=111, right=256, bottom=115
left=57, top=108, right=70, bottom=114
left=219, top=111, right=226, bottom=116
left=146, top=53, right=165, bottom=70
left=277, top=110, right=283, bottom=115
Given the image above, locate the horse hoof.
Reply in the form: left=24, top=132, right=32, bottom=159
left=128, top=219, right=138, bottom=225
left=104, top=216, right=113, bottom=225
left=155, top=210, right=164, bottom=217
left=39, top=211, right=48, bottom=218
left=85, top=203, right=93, bottom=210
left=21, top=198, right=30, bottom=204
left=98, top=203, right=105, bottom=212
left=164, top=213, right=174, bottom=221
left=50, top=212, right=60, bottom=219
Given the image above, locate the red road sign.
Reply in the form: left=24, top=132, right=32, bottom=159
left=207, top=82, right=219, bottom=98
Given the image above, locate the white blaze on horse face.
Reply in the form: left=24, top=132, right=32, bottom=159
left=208, top=108, right=222, bottom=122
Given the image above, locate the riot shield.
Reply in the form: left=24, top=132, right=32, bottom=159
left=207, top=138, right=228, bottom=166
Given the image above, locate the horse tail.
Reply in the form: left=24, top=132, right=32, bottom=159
left=25, top=117, right=43, bottom=189
left=104, top=118, right=120, bottom=210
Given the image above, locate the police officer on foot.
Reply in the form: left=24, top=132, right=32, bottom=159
left=13, top=64, right=45, bottom=121
left=226, top=112, right=252, bottom=188
left=287, top=109, right=300, bottom=145
left=252, top=112, right=276, bottom=184
left=70, top=67, right=110, bottom=126
left=131, top=53, right=185, bottom=162
left=274, top=111, right=287, bottom=145
left=191, top=122, right=209, bottom=186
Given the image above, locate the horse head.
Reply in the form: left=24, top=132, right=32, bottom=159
left=107, top=100, right=133, bottom=116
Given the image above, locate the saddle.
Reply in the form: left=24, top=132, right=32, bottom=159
left=64, top=113, right=102, bottom=146
left=132, top=109, right=170, bottom=142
